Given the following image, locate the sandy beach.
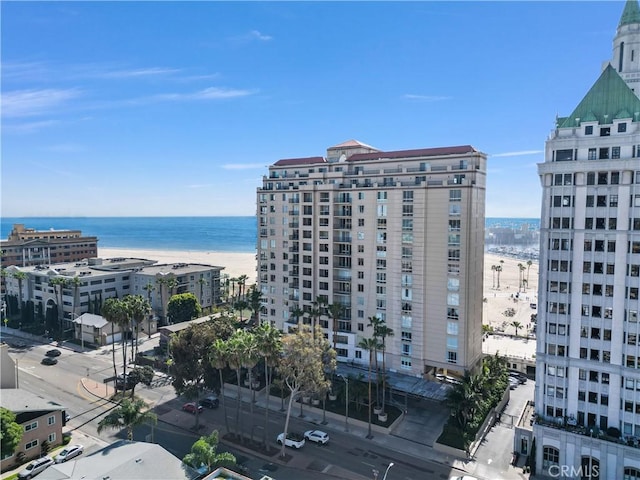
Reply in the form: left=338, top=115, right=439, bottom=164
left=99, top=247, right=539, bottom=335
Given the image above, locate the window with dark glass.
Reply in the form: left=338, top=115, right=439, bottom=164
left=600, top=127, right=611, bottom=136
left=555, top=149, right=574, bottom=161
left=612, top=146, right=621, bottom=158
left=618, top=122, right=627, bottom=133
left=585, top=125, right=593, bottom=135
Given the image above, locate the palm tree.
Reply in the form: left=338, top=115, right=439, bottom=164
left=358, top=337, right=380, bottom=439
left=376, top=323, right=394, bottom=414
left=495, top=265, right=503, bottom=289
left=97, top=397, right=157, bottom=441
left=209, top=339, right=231, bottom=434
left=12, top=270, right=27, bottom=314
left=155, top=276, right=168, bottom=325
left=102, top=297, right=127, bottom=390
left=247, top=285, right=264, bottom=326
left=291, top=304, right=304, bottom=325
left=511, top=320, right=523, bottom=337
left=526, top=260, right=533, bottom=286
left=49, top=276, right=67, bottom=333
left=125, top=295, right=150, bottom=368
left=142, top=282, right=156, bottom=337
left=327, top=302, right=343, bottom=352
left=518, top=263, right=526, bottom=292
left=226, top=330, right=247, bottom=439
left=491, top=264, right=497, bottom=289
left=254, top=322, right=282, bottom=449
left=166, top=276, right=178, bottom=299
left=229, top=278, right=239, bottom=307
left=183, top=431, right=236, bottom=474
left=235, top=299, right=249, bottom=324
left=237, top=275, right=248, bottom=300
left=367, top=316, right=383, bottom=406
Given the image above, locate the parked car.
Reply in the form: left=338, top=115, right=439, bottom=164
left=277, top=432, right=305, bottom=449
left=509, top=377, right=519, bottom=390
left=45, top=349, right=61, bottom=357
left=41, top=357, right=58, bottom=366
left=18, top=456, right=54, bottom=479
left=182, top=402, right=203, bottom=414
left=304, top=429, right=329, bottom=445
left=55, top=444, right=84, bottom=463
left=199, top=395, right=220, bottom=409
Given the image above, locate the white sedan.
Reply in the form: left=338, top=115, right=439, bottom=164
left=55, top=444, right=84, bottom=463
left=304, top=429, right=329, bottom=445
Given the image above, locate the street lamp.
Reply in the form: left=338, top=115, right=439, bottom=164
left=338, top=374, right=349, bottom=432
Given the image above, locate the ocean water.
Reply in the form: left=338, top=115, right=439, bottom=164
left=1, top=216, right=539, bottom=253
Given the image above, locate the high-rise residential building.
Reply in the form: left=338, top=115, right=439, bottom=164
left=534, top=2, right=640, bottom=478
left=256, top=140, right=486, bottom=377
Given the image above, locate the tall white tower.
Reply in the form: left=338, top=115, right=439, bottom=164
left=534, top=2, right=640, bottom=478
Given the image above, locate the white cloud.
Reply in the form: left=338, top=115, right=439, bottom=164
left=222, top=163, right=268, bottom=170
left=249, top=30, right=272, bottom=41
left=154, top=87, right=256, bottom=101
left=99, top=67, right=181, bottom=79
left=490, top=150, right=543, bottom=158
left=402, top=94, right=452, bottom=102
left=2, top=88, right=81, bottom=117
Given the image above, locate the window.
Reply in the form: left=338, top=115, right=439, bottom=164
left=585, top=125, right=594, bottom=135
left=25, top=440, right=38, bottom=450
left=48, top=415, right=55, bottom=425
left=450, top=189, right=462, bottom=201
left=48, top=433, right=56, bottom=443
left=447, top=351, right=457, bottom=364
left=588, top=148, right=597, bottom=160
left=543, top=447, right=559, bottom=469
left=613, top=146, right=621, bottom=159
left=619, top=122, right=627, bottom=133
left=25, top=421, right=38, bottom=432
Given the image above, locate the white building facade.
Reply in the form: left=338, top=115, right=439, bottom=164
left=256, top=140, right=486, bottom=377
left=534, top=2, right=640, bottom=478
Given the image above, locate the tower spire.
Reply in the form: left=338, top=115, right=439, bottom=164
left=619, top=0, right=640, bottom=27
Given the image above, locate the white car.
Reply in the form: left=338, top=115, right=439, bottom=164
left=18, top=456, right=54, bottom=479
left=276, top=432, right=305, bottom=449
left=55, top=444, right=84, bottom=463
left=304, top=429, right=329, bottom=444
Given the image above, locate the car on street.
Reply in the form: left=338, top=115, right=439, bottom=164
left=276, top=432, right=305, bottom=449
left=41, top=357, right=58, bottom=366
left=303, top=429, right=329, bottom=445
left=509, top=377, right=519, bottom=390
left=45, top=349, right=61, bottom=357
left=18, top=456, right=54, bottom=479
left=55, top=444, right=84, bottom=463
left=182, top=402, right=203, bottom=414
left=199, top=395, right=220, bottom=409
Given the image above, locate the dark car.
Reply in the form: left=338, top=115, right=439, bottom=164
left=199, top=395, right=220, bottom=409
left=182, top=402, right=203, bottom=414
left=41, top=357, right=58, bottom=366
left=46, top=349, right=61, bottom=357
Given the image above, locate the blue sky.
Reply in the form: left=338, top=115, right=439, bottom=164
left=0, top=1, right=626, bottom=217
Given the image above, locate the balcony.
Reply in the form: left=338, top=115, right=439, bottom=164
left=536, top=415, right=639, bottom=449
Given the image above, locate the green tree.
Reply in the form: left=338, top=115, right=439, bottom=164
left=142, top=282, right=156, bottom=337
left=495, top=264, right=503, bottom=289
left=97, top=398, right=157, bottom=441
left=291, top=304, right=304, bottom=325
left=183, top=431, right=236, bottom=474
left=197, top=277, right=208, bottom=308
left=209, top=339, right=231, bottom=434
left=127, top=365, right=155, bottom=398
left=278, top=325, right=331, bottom=458
left=234, top=299, right=249, bottom=324
left=375, top=322, right=395, bottom=413
left=124, top=295, right=151, bottom=363
left=170, top=322, right=219, bottom=430
left=327, top=302, right=343, bottom=352
left=237, top=274, right=249, bottom=300
left=167, top=293, right=202, bottom=324
left=511, top=320, right=523, bottom=337
left=49, top=276, right=68, bottom=334
left=102, top=297, right=128, bottom=391
left=1, top=407, right=23, bottom=459
left=12, top=270, right=27, bottom=314
left=247, top=285, right=264, bottom=326
left=358, top=337, right=380, bottom=438
left=367, top=316, right=383, bottom=406
left=254, top=322, right=282, bottom=449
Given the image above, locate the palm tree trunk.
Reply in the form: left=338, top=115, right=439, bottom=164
left=219, top=370, right=230, bottom=434
left=367, top=362, right=372, bottom=438
left=263, top=362, right=270, bottom=449
left=381, top=346, right=387, bottom=412
left=235, top=368, right=242, bottom=439
left=280, top=387, right=298, bottom=458
left=111, top=323, right=118, bottom=394
left=248, top=369, right=255, bottom=443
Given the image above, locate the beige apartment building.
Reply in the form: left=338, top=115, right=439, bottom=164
left=1, top=224, right=98, bottom=267
left=256, top=140, right=486, bottom=377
